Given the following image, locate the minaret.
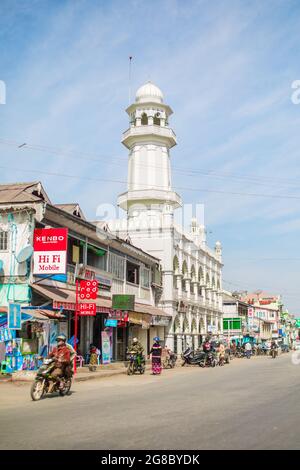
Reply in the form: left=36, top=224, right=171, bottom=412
left=118, top=81, right=182, bottom=227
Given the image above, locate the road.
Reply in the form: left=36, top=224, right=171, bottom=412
left=0, top=353, right=299, bottom=450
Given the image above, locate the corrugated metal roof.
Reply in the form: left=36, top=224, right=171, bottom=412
left=0, top=181, right=51, bottom=204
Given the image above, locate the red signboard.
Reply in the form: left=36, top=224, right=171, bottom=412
left=33, top=228, right=68, bottom=251
left=33, top=228, right=68, bottom=275
left=78, top=303, right=96, bottom=316
left=79, top=280, right=98, bottom=300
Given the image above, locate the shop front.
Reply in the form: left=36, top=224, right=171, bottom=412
left=0, top=307, right=64, bottom=373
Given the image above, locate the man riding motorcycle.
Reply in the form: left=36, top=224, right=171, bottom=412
left=48, top=335, right=71, bottom=390
left=128, top=337, right=144, bottom=366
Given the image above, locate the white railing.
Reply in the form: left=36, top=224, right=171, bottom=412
left=140, top=287, right=151, bottom=301
left=123, top=125, right=176, bottom=141
left=111, top=279, right=124, bottom=294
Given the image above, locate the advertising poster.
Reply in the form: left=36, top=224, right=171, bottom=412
left=33, top=228, right=68, bottom=275
left=101, top=330, right=111, bottom=364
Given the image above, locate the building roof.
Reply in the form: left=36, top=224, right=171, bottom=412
left=135, top=81, right=164, bottom=104
left=0, top=181, right=51, bottom=204
left=54, top=203, right=86, bottom=220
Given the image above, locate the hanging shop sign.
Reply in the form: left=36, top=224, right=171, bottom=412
left=108, top=310, right=129, bottom=321
left=128, top=312, right=151, bottom=329
left=105, top=319, right=118, bottom=327
left=78, top=303, right=96, bottom=316
left=52, top=300, right=111, bottom=314
left=33, top=228, right=68, bottom=275
left=112, top=294, right=135, bottom=311
left=151, top=316, right=171, bottom=327
left=79, top=280, right=98, bottom=300
left=76, top=264, right=112, bottom=289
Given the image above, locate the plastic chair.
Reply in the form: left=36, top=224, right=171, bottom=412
left=76, top=355, right=84, bottom=368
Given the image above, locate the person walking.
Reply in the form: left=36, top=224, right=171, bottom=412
left=244, top=341, right=252, bottom=359
left=149, top=337, right=162, bottom=375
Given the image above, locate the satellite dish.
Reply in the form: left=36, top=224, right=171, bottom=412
left=16, top=244, right=33, bottom=263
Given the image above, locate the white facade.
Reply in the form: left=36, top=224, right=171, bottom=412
left=110, top=81, right=223, bottom=353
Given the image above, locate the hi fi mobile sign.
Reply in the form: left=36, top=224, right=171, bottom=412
left=33, top=228, right=68, bottom=275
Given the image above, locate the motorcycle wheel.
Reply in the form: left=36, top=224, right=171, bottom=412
left=59, top=379, right=72, bottom=396
left=30, top=380, right=45, bottom=401
left=127, top=363, right=134, bottom=375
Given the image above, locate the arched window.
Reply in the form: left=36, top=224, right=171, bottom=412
left=191, top=318, right=197, bottom=334
left=182, top=260, right=188, bottom=278
left=173, top=255, right=179, bottom=274
left=141, top=113, right=148, bottom=125
left=183, top=318, right=189, bottom=333
left=153, top=114, right=160, bottom=126
left=198, top=266, right=204, bottom=284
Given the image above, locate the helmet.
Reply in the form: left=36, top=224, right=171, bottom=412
left=132, top=337, right=138, bottom=343
left=153, top=336, right=160, bottom=342
left=56, top=334, right=67, bottom=342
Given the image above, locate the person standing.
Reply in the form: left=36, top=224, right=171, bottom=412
left=149, top=337, right=162, bottom=375
left=244, top=341, right=252, bottom=359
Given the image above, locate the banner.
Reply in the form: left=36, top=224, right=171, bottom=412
left=101, top=331, right=111, bottom=364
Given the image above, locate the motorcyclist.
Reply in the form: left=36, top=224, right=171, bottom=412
left=49, top=335, right=71, bottom=389
left=271, top=340, right=278, bottom=356
left=58, top=334, right=76, bottom=377
left=128, top=337, right=144, bottom=366
left=202, top=337, right=212, bottom=365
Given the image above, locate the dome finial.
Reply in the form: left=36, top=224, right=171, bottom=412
left=135, top=81, right=164, bottom=104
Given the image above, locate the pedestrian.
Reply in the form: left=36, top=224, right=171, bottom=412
left=149, top=337, right=162, bottom=375
left=244, top=341, right=252, bottom=359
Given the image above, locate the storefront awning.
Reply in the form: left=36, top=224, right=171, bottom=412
left=134, top=303, right=172, bottom=318
left=21, top=308, right=66, bottom=320
left=31, top=283, right=112, bottom=313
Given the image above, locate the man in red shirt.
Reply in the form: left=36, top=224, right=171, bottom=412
left=49, top=335, right=71, bottom=390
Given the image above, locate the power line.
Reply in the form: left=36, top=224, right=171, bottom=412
left=1, top=163, right=300, bottom=201
left=1, top=137, right=300, bottom=191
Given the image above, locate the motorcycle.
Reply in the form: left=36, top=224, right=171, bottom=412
left=199, top=351, right=218, bottom=368
left=181, top=347, right=205, bottom=366
left=126, top=351, right=145, bottom=375
left=163, top=353, right=177, bottom=369
left=271, top=348, right=278, bottom=359
left=30, top=357, right=72, bottom=401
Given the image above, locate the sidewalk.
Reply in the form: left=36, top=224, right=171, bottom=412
left=1, top=361, right=152, bottom=383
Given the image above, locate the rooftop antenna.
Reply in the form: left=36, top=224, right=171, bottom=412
left=128, top=56, right=133, bottom=104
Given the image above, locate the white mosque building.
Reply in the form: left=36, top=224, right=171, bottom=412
left=110, top=81, right=223, bottom=353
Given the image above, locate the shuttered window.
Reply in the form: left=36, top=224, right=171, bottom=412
left=0, top=231, right=8, bottom=251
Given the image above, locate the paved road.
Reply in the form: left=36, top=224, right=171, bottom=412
left=0, top=354, right=299, bottom=450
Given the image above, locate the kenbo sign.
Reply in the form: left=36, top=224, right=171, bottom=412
left=33, top=228, right=68, bottom=275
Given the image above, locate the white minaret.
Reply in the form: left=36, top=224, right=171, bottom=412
left=118, top=81, right=182, bottom=226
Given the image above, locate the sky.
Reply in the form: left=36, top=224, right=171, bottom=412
left=0, top=0, right=300, bottom=312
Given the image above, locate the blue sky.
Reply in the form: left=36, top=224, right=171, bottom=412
left=1, top=0, right=300, bottom=311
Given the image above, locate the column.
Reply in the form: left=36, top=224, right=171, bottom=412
left=176, top=274, right=182, bottom=296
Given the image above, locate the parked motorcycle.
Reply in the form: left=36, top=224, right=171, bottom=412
left=199, top=351, right=218, bottom=368
left=126, top=351, right=145, bottom=375
left=181, top=347, right=205, bottom=366
left=30, top=357, right=72, bottom=401
left=163, top=353, right=177, bottom=369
